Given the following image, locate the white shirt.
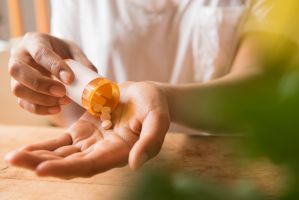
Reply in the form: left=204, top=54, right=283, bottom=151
left=51, top=0, right=249, bottom=83
left=50, top=0, right=286, bottom=134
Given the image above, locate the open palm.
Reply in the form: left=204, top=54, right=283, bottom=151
left=5, top=82, right=170, bottom=179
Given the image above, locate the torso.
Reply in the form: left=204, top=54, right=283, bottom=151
left=52, top=0, right=248, bottom=84
left=51, top=0, right=249, bottom=135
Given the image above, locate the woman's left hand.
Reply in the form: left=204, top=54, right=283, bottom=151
left=5, top=82, right=170, bottom=179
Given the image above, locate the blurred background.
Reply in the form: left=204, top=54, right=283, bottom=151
left=0, top=0, right=49, bottom=126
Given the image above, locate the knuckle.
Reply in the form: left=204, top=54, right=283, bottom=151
left=11, top=83, right=23, bottom=96
left=31, top=77, right=42, bottom=91
left=8, top=59, right=22, bottom=77
left=21, top=55, right=34, bottom=65
left=10, top=46, right=18, bottom=56
left=20, top=101, right=38, bottom=113
left=23, top=32, right=39, bottom=41
left=17, top=98, right=23, bottom=108
left=24, top=32, right=49, bottom=43
left=50, top=60, right=63, bottom=75
left=20, top=144, right=33, bottom=151
left=17, top=99, right=35, bottom=114
left=32, top=46, right=48, bottom=62
left=24, top=32, right=34, bottom=39
left=28, top=103, right=38, bottom=113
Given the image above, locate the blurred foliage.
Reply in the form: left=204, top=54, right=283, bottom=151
left=125, top=1, right=299, bottom=200
left=125, top=169, right=264, bottom=200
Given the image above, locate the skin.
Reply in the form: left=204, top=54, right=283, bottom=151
left=163, top=33, right=297, bottom=133
left=9, top=32, right=94, bottom=117
left=5, top=82, right=170, bottom=178
left=6, top=32, right=297, bottom=179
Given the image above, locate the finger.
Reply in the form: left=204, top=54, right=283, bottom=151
left=18, top=99, right=61, bottom=115
left=82, top=145, right=94, bottom=154
left=65, top=151, right=87, bottom=160
left=30, top=150, right=63, bottom=161
left=68, top=42, right=98, bottom=72
left=80, top=135, right=97, bottom=151
left=5, top=150, right=61, bottom=170
left=10, top=47, right=51, bottom=77
left=21, top=134, right=72, bottom=151
left=54, top=145, right=81, bottom=157
left=37, top=136, right=129, bottom=178
left=11, top=80, right=69, bottom=106
left=35, top=158, right=93, bottom=179
left=67, top=119, right=97, bottom=143
left=23, top=32, right=74, bottom=84
left=31, top=150, right=62, bottom=159
left=9, top=58, right=66, bottom=97
left=128, top=111, right=170, bottom=170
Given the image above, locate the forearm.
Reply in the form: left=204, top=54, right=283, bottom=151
left=161, top=33, right=297, bottom=134
left=162, top=69, right=267, bottom=133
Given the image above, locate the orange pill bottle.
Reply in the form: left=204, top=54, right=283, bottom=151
left=63, top=59, right=119, bottom=116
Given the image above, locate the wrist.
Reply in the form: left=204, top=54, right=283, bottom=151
left=149, top=82, right=177, bottom=122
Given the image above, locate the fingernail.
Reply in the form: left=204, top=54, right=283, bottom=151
left=59, top=97, right=71, bottom=105
left=48, top=107, right=60, bottom=114
left=59, top=70, right=71, bottom=84
left=50, top=85, right=65, bottom=97
left=137, top=153, right=148, bottom=170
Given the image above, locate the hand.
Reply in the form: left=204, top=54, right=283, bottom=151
left=5, top=82, right=170, bottom=179
left=9, top=32, right=97, bottom=115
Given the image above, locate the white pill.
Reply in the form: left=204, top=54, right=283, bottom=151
left=102, top=120, right=112, bottom=130
left=101, top=106, right=111, bottom=114
left=93, top=104, right=103, bottom=113
left=100, top=112, right=111, bottom=121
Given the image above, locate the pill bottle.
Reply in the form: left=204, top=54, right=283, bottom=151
left=62, top=59, right=119, bottom=116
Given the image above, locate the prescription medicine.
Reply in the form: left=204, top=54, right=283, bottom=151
left=101, top=106, right=111, bottom=114
left=100, top=112, right=111, bottom=121
left=62, top=59, right=120, bottom=117
left=102, top=120, right=112, bottom=130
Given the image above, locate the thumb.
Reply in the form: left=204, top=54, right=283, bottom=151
left=128, top=111, right=170, bottom=170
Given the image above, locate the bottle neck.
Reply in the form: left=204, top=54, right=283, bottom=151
left=82, top=78, right=120, bottom=116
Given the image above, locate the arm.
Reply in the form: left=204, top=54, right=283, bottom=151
left=162, top=33, right=297, bottom=134
left=5, top=33, right=297, bottom=178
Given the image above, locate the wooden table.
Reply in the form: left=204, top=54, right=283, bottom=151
left=0, top=125, right=282, bottom=200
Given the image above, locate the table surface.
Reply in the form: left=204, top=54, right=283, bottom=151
left=0, top=125, right=282, bottom=200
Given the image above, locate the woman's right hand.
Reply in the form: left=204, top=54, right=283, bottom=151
left=9, top=32, right=97, bottom=115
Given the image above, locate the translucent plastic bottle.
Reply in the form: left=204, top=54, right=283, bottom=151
left=63, top=59, right=119, bottom=116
